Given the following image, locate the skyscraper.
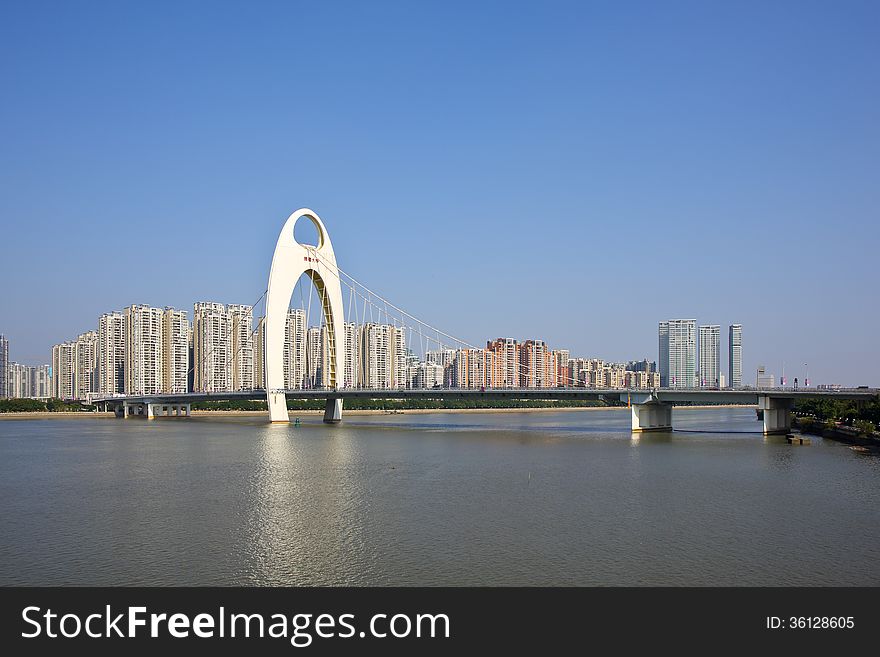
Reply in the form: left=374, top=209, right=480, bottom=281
left=163, top=307, right=190, bottom=394
left=6, top=363, right=51, bottom=399
left=32, top=364, right=52, bottom=399
left=660, top=319, right=696, bottom=389
left=192, top=302, right=230, bottom=393
left=98, top=312, right=126, bottom=396
left=391, top=326, right=406, bottom=389
left=254, top=317, right=266, bottom=389
left=52, top=341, right=76, bottom=399
left=74, top=331, right=98, bottom=400
left=417, top=362, right=445, bottom=389
left=729, top=324, right=743, bottom=389
left=555, top=349, right=570, bottom=387
left=425, top=349, right=456, bottom=368
left=124, top=304, right=164, bottom=395
left=487, top=338, right=520, bottom=388
left=0, top=335, right=7, bottom=398
left=658, top=322, right=669, bottom=387
left=7, top=362, right=31, bottom=398
left=306, top=325, right=325, bottom=388
left=699, top=325, right=720, bottom=388
left=342, top=322, right=359, bottom=388
left=357, top=323, right=408, bottom=389
left=227, top=304, right=254, bottom=391
left=284, top=309, right=306, bottom=389
left=451, top=348, right=494, bottom=388
left=519, top=339, right=551, bottom=388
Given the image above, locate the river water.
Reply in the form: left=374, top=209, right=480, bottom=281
left=1, top=407, right=878, bottom=586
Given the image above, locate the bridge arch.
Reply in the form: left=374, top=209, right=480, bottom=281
left=265, top=209, right=345, bottom=423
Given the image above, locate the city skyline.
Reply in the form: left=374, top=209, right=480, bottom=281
left=1, top=3, right=878, bottom=386
left=11, top=297, right=669, bottom=400
left=0, top=297, right=859, bottom=396
left=5, top=288, right=857, bottom=400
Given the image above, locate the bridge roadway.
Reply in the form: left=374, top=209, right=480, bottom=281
left=93, top=387, right=878, bottom=435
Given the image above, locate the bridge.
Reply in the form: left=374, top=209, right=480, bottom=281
left=94, top=208, right=879, bottom=435
left=96, top=387, right=877, bottom=434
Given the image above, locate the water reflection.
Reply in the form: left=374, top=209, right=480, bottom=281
left=630, top=431, right=674, bottom=444
left=236, top=423, right=373, bottom=585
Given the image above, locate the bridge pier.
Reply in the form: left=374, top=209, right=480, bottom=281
left=627, top=393, right=673, bottom=432
left=268, top=391, right=289, bottom=423
left=323, top=398, right=343, bottom=424
left=119, top=401, right=191, bottom=419
left=631, top=402, right=673, bottom=432
left=167, top=404, right=191, bottom=418
left=758, top=396, right=793, bottom=435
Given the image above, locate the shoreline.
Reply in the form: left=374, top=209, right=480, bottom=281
left=0, top=404, right=756, bottom=419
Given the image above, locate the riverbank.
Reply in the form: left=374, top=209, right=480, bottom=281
left=0, top=404, right=755, bottom=419
left=792, top=416, right=880, bottom=450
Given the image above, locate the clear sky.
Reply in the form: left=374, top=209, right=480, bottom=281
left=1, top=1, right=878, bottom=385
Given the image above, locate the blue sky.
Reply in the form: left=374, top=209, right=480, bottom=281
left=1, top=1, right=878, bottom=385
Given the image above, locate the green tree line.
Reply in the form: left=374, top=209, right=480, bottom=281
left=0, top=398, right=91, bottom=413
left=794, top=397, right=880, bottom=436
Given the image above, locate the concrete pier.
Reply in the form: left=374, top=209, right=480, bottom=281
left=323, top=398, right=343, bottom=424
left=759, top=395, right=793, bottom=435
left=268, top=391, right=289, bottom=423
left=628, top=393, right=673, bottom=432
left=123, top=401, right=190, bottom=419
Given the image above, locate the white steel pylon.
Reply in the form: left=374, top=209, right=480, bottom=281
left=265, top=209, right=345, bottom=423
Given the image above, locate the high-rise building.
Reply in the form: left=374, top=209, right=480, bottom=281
left=425, top=349, right=456, bottom=368
left=193, top=302, right=230, bottom=393
left=187, top=328, right=195, bottom=393
left=32, top=364, right=52, bottom=399
left=451, top=348, right=494, bottom=388
left=306, top=325, right=326, bottom=388
left=7, top=363, right=52, bottom=399
left=284, top=309, right=306, bottom=389
left=658, top=322, right=669, bottom=387
left=487, top=338, right=520, bottom=388
left=410, top=361, right=445, bottom=389
left=7, top=362, right=31, bottom=398
left=555, top=349, right=570, bottom=387
left=627, top=359, right=656, bottom=373
left=98, top=312, right=126, bottom=396
left=342, top=322, right=359, bottom=388
left=391, top=326, right=406, bottom=389
left=254, top=317, right=266, bottom=389
left=124, top=304, right=164, bottom=395
left=756, top=365, right=775, bottom=388
left=660, top=319, right=696, bottom=389
left=52, top=341, right=76, bottom=399
left=699, top=325, right=720, bottom=388
left=358, top=323, right=395, bottom=389
left=0, top=335, right=7, bottom=398
left=227, top=304, right=254, bottom=391
left=519, top=339, right=552, bottom=388
left=163, top=307, right=190, bottom=394
left=424, top=348, right=453, bottom=388
left=74, top=331, right=98, bottom=400
left=729, top=324, right=743, bottom=389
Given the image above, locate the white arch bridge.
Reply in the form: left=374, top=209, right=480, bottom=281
left=94, top=208, right=879, bottom=435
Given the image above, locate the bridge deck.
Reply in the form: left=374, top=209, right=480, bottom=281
left=93, top=388, right=878, bottom=406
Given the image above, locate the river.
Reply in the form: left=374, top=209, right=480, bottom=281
left=1, top=407, right=878, bottom=585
